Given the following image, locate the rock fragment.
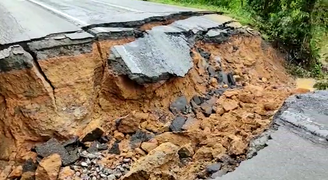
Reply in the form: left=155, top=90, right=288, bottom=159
left=81, top=128, right=104, bottom=142
left=206, top=163, right=222, bottom=174
left=8, top=165, right=23, bottom=179
left=181, top=117, right=198, bottom=130
left=58, top=167, right=74, bottom=180
left=35, top=138, right=78, bottom=166
left=109, top=141, right=120, bottom=155
left=123, top=142, right=179, bottom=180
left=169, top=116, right=187, bottom=132
left=21, top=172, right=35, bottom=180
left=130, top=130, right=154, bottom=148
left=87, top=141, right=108, bottom=153
left=109, top=32, right=193, bottom=84
left=140, top=139, right=158, bottom=153
left=178, top=144, right=194, bottom=158
left=23, top=159, right=37, bottom=173
left=35, top=154, right=62, bottom=180
left=170, top=96, right=189, bottom=115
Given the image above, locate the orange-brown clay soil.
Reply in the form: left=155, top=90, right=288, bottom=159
left=0, top=32, right=306, bottom=180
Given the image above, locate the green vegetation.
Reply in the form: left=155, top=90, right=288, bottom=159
left=151, top=0, right=328, bottom=78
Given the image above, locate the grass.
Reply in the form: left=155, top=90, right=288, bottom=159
left=149, top=0, right=254, bottom=25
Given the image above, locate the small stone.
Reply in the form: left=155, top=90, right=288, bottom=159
left=81, top=128, right=104, bottom=142
left=75, top=172, right=81, bottom=177
left=210, top=169, right=228, bottom=178
left=109, top=142, right=120, bottom=155
left=200, top=102, right=214, bottom=117
left=135, top=148, right=146, bottom=156
left=169, top=96, right=188, bottom=115
left=206, top=163, right=222, bottom=174
left=224, top=90, right=238, bottom=98
left=81, top=162, right=88, bottom=167
left=130, top=130, right=154, bottom=148
left=191, top=95, right=204, bottom=105
left=227, top=73, right=236, bottom=86
left=264, top=101, right=277, bottom=111
left=108, top=174, right=116, bottom=180
left=261, top=77, right=267, bottom=82
left=58, top=166, right=75, bottom=180
left=114, top=171, right=122, bottom=178
left=208, top=66, right=217, bottom=77
left=8, top=165, right=22, bottom=178
left=100, top=173, right=106, bottom=178
left=123, top=159, right=131, bottom=163
left=233, top=75, right=241, bottom=82
left=114, top=131, right=125, bottom=141
left=223, top=84, right=229, bottom=88
left=23, top=159, right=37, bottom=173
left=181, top=117, right=197, bottom=130
left=222, top=100, right=239, bottom=111
left=122, top=164, right=130, bottom=169
left=21, top=172, right=35, bottom=180
left=141, top=140, right=159, bottom=153
left=169, top=116, right=187, bottom=132
left=92, top=177, right=97, bottom=180
left=210, top=77, right=218, bottom=87
left=178, top=143, right=194, bottom=158
left=35, top=154, right=62, bottom=180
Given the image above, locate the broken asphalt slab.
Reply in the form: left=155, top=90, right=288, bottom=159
left=109, top=16, right=230, bottom=84
left=216, top=91, right=328, bottom=180
left=276, top=90, right=328, bottom=140
left=109, top=32, right=193, bottom=84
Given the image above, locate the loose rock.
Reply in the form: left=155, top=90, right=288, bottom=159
left=206, top=163, right=222, bottom=174
left=141, top=139, right=158, bottom=153
left=178, top=143, right=194, bottom=158
left=169, top=116, right=187, bottom=132
left=35, top=138, right=78, bottom=166
left=181, top=117, right=197, bottom=130
left=130, top=130, right=154, bottom=148
left=109, top=141, right=120, bottom=155
left=123, top=142, right=179, bottom=180
left=35, top=154, right=62, bottom=180
left=23, top=159, right=37, bottom=173
left=81, top=128, right=104, bottom=142
left=21, top=172, right=35, bottom=180
left=170, top=96, right=188, bottom=115
left=8, top=165, right=23, bottom=179
left=58, top=167, right=74, bottom=180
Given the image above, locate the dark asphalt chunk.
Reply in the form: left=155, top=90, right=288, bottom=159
left=22, top=159, right=37, bottom=173
left=81, top=128, right=104, bottom=142
left=130, top=130, right=154, bottom=148
left=35, top=138, right=78, bottom=166
left=0, top=46, right=34, bottom=72
left=109, top=141, right=120, bottom=155
left=275, top=90, right=328, bottom=140
left=170, top=116, right=187, bottom=132
left=109, top=32, right=193, bottom=84
left=170, top=96, right=189, bottom=115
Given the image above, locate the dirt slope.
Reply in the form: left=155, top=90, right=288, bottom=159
left=0, top=26, right=301, bottom=180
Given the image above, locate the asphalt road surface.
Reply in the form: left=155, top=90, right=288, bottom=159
left=0, top=0, right=202, bottom=46
left=217, top=91, right=328, bottom=180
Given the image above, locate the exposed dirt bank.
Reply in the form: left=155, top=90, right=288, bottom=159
left=0, top=24, right=305, bottom=180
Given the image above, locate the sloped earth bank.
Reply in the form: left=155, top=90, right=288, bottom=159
left=0, top=17, right=302, bottom=180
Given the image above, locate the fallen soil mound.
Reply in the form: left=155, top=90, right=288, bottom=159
left=0, top=20, right=301, bottom=180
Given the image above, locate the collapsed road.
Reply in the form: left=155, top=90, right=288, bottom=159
left=1, top=0, right=325, bottom=180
